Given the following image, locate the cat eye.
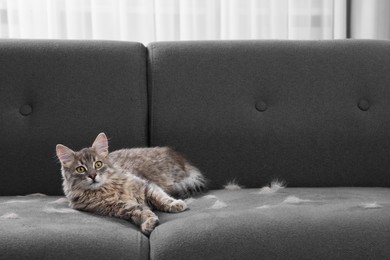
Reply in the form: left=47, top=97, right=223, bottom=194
left=94, top=161, right=103, bottom=169
left=75, top=166, right=86, bottom=173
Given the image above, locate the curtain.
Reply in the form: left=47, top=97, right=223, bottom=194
left=351, top=0, right=390, bottom=39
left=0, top=0, right=347, bottom=44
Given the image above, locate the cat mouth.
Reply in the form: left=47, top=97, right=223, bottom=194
left=88, top=181, right=102, bottom=189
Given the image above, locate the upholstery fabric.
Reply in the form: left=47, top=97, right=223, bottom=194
left=1, top=39, right=390, bottom=260
left=150, top=188, right=390, bottom=260
left=0, top=195, right=149, bottom=260
left=0, top=39, right=148, bottom=196
left=148, top=40, right=390, bottom=189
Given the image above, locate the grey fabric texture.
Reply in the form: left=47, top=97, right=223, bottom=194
left=2, top=39, right=390, bottom=259
left=0, top=39, right=148, bottom=196
left=150, top=188, right=390, bottom=260
left=148, top=40, right=390, bottom=189
left=0, top=195, right=149, bottom=260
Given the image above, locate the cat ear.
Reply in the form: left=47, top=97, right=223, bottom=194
left=92, top=132, right=109, bottom=157
left=56, top=144, right=75, bottom=166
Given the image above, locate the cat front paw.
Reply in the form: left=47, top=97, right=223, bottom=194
left=168, top=199, right=188, bottom=213
left=141, top=216, right=159, bottom=236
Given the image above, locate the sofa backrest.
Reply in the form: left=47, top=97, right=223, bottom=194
left=148, top=40, right=390, bottom=189
left=0, top=40, right=148, bottom=195
left=2, top=40, right=389, bottom=195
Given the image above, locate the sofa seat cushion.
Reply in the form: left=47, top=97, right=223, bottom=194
left=0, top=195, right=149, bottom=260
left=151, top=188, right=390, bottom=260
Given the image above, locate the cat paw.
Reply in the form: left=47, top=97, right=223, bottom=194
left=168, top=199, right=188, bottom=213
left=141, top=216, right=159, bottom=236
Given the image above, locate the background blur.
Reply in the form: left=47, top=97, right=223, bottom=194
left=0, top=0, right=389, bottom=44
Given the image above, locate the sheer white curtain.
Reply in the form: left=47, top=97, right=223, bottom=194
left=0, top=0, right=346, bottom=44
left=351, top=0, right=390, bottom=39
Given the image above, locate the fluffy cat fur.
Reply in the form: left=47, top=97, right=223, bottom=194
left=56, top=133, right=206, bottom=235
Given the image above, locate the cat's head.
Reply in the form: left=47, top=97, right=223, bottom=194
left=56, top=133, right=113, bottom=191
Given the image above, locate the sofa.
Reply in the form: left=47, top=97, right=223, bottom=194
left=0, top=39, right=389, bottom=260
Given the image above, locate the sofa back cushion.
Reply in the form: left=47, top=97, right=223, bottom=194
left=0, top=40, right=148, bottom=195
left=148, top=40, right=390, bottom=189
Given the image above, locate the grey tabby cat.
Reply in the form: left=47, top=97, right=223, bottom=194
left=56, top=133, right=206, bottom=235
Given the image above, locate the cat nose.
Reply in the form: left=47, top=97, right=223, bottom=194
left=88, top=173, right=97, bottom=181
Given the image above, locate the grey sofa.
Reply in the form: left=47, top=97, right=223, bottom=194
left=0, top=39, right=389, bottom=260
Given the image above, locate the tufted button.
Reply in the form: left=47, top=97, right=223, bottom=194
left=20, top=104, right=33, bottom=116
left=358, top=99, right=370, bottom=111
left=255, top=100, right=267, bottom=112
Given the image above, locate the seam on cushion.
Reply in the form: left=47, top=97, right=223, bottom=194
left=136, top=42, right=149, bottom=147
left=124, top=42, right=148, bottom=147
left=146, top=45, right=156, bottom=147
left=137, top=230, right=150, bottom=260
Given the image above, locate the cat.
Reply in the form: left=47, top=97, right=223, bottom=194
left=55, top=133, right=206, bottom=235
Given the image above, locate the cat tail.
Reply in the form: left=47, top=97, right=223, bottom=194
left=172, top=166, right=207, bottom=199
